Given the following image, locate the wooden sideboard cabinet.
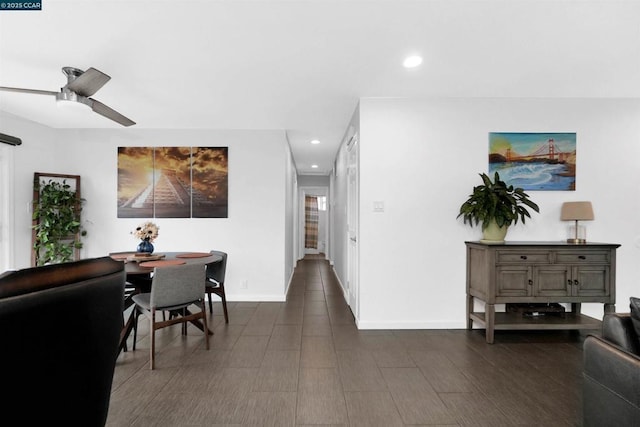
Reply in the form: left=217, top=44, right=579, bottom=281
left=465, top=241, right=620, bottom=343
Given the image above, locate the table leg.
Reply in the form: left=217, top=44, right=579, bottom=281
left=119, top=309, right=136, bottom=354
left=466, top=294, right=473, bottom=330
left=485, top=303, right=495, bottom=344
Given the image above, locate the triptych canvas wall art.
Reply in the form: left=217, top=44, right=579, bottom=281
left=117, top=147, right=228, bottom=218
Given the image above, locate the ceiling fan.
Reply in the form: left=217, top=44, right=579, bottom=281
left=0, top=66, right=136, bottom=127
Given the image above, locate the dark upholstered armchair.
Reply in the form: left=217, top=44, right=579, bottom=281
left=583, top=313, right=640, bottom=427
left=0, top=257, right=125, bottom=426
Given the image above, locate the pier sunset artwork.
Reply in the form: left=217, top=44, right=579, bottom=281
left=488, top=132, right=576, bottom=191
left=117, top=146, right=228, bottom=218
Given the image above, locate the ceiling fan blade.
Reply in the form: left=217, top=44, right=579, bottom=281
left=0, top=86, right=58, bottom=96
left=91, top=99, right=136, bottom=127
left=66, top=67, right=111, bottom=97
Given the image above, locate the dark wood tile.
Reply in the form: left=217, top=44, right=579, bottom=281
left=243, top=391, right=297, bottom=426
left=253, top=350, right=300, bottom=391
left=409, top=350, right=477, bottom=393
left=266, top=324, right=302, bottom=350
left=336, top=350, right=387, bottom=392
left=344, top=391, right=404, bottom=427
left=371, top=348, right=416, bottom=368
left=300, top=336, right=337, bottom=368
left=226, top=335, right=269, bottom=368
left=296, top=368, right=348, bottom=425
left=109, top=255, right=587, bottom=427
left=439, top=391, right=512, bottom=426
left=381, top=367, right=457, bottom=425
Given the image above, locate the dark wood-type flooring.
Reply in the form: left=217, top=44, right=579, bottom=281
left=108, top=254, right=590, bottom=426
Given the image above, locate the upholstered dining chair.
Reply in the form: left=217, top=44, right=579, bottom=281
left=206, top=250, right=229, bottom=323
left=132, top=263, right=209, bottom=369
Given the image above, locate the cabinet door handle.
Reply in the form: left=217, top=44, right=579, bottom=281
left=567, top=279, right=572, bottom=286
left=528, top=279, right=533, bottom=286
left=578, top=255, right=586, bottom=260
left=520, top=255, right=528, bottom=260
left=574, top=280, right=580, bottom=287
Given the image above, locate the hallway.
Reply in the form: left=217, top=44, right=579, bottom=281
left=108, top=254, right=586, bottom=426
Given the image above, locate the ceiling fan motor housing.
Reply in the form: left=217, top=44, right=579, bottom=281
left=62, top=66, right=85, bottom=82
left=57, top=67, right=93, bottom=107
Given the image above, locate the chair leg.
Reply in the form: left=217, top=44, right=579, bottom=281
left=207, top=289, right=213, bottom=314
left=220, top=288, right=229, bottom=324
left=202, top=301, right=210, bottom=350
left=132, top=306, right=139, bottom=351
left=150, top=308, right=156, bottom=370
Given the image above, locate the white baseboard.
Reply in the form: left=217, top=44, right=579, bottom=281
left=213, top=294, right=287, bottom=302
left=355, top=320, right=468, bottom=330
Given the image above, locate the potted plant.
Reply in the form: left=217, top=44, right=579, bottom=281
left=457, top=172, right=539, bottom=242
left=32, top=179, right=86, bottom=265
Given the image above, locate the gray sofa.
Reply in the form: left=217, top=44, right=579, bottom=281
left=583, top=312, right=640, bottom=427
left=0, top=257, right=125, bottom=426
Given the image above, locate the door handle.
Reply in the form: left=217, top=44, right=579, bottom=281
left=350, top=237, right=357, bottom=243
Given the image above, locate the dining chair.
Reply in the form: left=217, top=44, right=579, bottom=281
left=206, top=250, right=229, bottom=323
left=132, top=263, right=209, bottom=369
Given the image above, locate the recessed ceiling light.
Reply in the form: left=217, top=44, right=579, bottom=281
left=310, top=139, right=321, bottom=145
left=403, top=55, right=423, bottom=68
left=311, top=164, right=319, bottom=169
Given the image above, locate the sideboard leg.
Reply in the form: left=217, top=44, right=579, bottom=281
left=604, top=303, right=616, bottom=314
left=571, top=302, right=582, bottom=314
left=485, top=304, right=495, bottom=344
left=466, top=294, right=473, bottom=330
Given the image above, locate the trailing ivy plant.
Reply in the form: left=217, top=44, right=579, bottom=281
left=32, top=179, right=86, bottom=266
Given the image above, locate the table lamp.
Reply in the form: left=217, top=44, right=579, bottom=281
left=560, top=201, right=594, bottom=244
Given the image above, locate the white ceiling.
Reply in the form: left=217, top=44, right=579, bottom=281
left=1, top=0, right=639, bottom=175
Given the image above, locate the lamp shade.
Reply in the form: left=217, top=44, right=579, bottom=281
left=560, top=201, right=594, bottom=221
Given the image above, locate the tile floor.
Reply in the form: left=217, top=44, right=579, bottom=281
left=107, top=254, right=587, bottom=426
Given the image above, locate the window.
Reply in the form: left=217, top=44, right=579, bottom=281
left=317, top=196, right=327, bottom=211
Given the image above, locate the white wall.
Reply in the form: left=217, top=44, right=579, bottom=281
left=355, top=97, right=640, bottom=328
left=3, top=115, right=293, bottom=301
left=284, top=137, right=297, bottom=293
left=297, top=175, right=329, bottom=187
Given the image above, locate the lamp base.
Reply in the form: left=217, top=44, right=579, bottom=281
left=566, top=238, right=587, bottom=244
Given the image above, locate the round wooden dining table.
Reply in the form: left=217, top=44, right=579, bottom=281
left=109, top=251, right=222, bottom=354
left=110, top=251, right=222, bottom=276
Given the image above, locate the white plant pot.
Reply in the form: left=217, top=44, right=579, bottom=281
left=481, top=220, right=508, bottom=243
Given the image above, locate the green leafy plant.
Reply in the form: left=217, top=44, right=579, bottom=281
left=32, top=179, right=86, bottom=266
left=457, top=172, right=540, bottom=230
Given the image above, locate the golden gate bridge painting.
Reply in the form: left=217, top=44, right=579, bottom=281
left=488, top=132, right=576, bottom=191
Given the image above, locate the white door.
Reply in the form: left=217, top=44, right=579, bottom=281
left=346, top=135, right=359, bottom=317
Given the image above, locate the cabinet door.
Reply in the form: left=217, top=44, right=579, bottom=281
left=496, top=266, right=532, bottom=297
left=572, top=265, right=610, bottom=297
left=535, top=265, right=571, bottom=297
